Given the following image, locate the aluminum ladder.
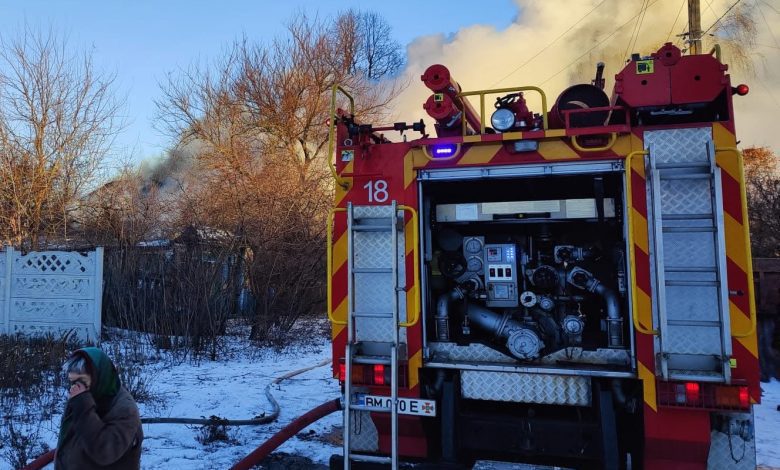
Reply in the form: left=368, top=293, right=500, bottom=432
left=343, top=201, right=405, bottom=469
left=644, top=128, right=732, bottom=383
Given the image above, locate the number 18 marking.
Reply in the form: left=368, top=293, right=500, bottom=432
left=363, top=179, right=388, bottom=203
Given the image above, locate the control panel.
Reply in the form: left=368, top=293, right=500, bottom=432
left=484, top=243, right=518, bottom=307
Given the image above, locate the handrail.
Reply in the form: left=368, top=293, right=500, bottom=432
left=709, top=44, right=722, bottom=62
left=327, top=207, right=347, bottom=325
left=327, top=85, right=354, bottom=190
left=398, top=205, right=420, bottom=327
left=458, top=86, right=549, bottom=135
left=715, top=147, right=757, bottom=338
left=570, top=132, right=617, bottom=153
left=625, top=150, right=658, bottom=336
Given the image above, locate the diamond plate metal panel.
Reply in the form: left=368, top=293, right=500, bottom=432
left=348, top=410, right=379, bottom=452
left=663, top=231, right=716, bottom=268
left=353, top=205, right=395, bottom=218
left=355, top=272, right=394, bottom=313
left=707, top=412, right=756, bottom=470
left=429, top=342, right=516, bottom=363
left=352, top=205, right=407, bottom=344
left=667, top=325, right=723, bottom=355
left=354, top=231, right=393, bottom=269
left=660, top=179, right=712, bottom=215
left=428, top=342, right=631, bottom=367
left=644, top=128, right=711, bottom=164
left=539, top=347, right=632, bottom=366
left=666, top=286, right=720, bottom=322
left=461, top=371, right=591, bottom=406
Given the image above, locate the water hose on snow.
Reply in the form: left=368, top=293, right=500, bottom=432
left=230, top=398, right=342, bottom=470
left=21, top=358, right=335, bottom=469
left=140, top=358, right=331, bottom=425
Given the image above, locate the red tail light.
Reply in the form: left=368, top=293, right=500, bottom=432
left=373, top=364, right=386, bottom=385
left=659, top=381, right=751, bottom=410
left=739, top=386, right=750, bottom=408
left=685, top=382, right=701, bottom=404
left=336, top=361, right=406, bottom=387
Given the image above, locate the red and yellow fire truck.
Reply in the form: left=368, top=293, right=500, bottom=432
left=326, top=43, right=759, bottom=469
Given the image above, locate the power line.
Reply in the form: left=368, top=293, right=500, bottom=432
left=489, top=0, right=609, bottom=87
left=540, top=0, right=662, bottom=86
left=759, top=0, right=779, bottom=15
left=667, top=0, right=687, bottom=42
left=757, top=2, right=780, bottom=48
left=629, top=0, right=651, bottom=54
left=702, top=0, right=744, bottom=35
left=756, top=75, right=780, bottom=111
left=624, top=0, right=648, bottom=61
left=703, top=0, right=720, bottom=21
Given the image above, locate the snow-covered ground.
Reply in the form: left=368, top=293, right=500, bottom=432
left=756, top=378, right=780, bottom=469
left=137, top=337, right=341, bottom=469
left=6, top=325, right=780, bottom=469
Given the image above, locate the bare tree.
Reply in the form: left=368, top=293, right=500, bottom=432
left=335, top=10, right=405, bottom=81
left=0, top=26, right=123, bottom=249
left=154, top=11, right=403, bottom=340
left=744, top=146, right=780, bottom=257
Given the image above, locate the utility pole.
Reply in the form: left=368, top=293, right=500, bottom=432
left=688, top=0, right=702, bottom=54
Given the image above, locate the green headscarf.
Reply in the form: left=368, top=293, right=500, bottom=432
left=57, top=348, right=122, bottom=448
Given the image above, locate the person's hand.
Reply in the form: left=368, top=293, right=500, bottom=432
left=69, top=380, right=89, bottom=398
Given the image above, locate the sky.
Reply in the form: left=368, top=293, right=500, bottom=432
left=0, top=0, right=515, bottom=168
left=0, top=0, right=778, bottom=171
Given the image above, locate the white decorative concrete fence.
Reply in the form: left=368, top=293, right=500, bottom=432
left=0, top=247, right=103, bottom=342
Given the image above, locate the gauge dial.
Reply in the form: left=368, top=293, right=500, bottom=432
left=467, top=256, right=483, bottom=272
left=465, top=238, right=483, bottom=254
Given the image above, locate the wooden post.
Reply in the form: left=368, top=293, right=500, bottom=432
left=688, top=0, right=702, bottom=55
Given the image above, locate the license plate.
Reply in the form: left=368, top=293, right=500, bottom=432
left=357, top=394, right=437, bottom=417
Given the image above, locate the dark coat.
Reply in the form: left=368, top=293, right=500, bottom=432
left=55, top=382, right=143, bottom=469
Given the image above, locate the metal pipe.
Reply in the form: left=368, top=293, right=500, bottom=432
left=568, top=267, right=623, bottom=348
left=435, top=287, right=464, bottom=341
left=594, top=282, right=624, bottom=348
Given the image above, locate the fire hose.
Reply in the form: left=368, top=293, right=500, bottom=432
left=21, top=358, right=334, bottom=470
left=230, top=398, right=342, bottom=470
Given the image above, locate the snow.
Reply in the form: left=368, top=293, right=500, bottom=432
left=755, top=378, right=780, bottom=469
left=6, top=324, right=780, bottom=469
left=137, top=337, right=341, bottom=469
left=8, top=326, right=341, bottom=470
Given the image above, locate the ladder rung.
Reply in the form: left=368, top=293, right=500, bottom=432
left=662, top=213, right=713, bottom=220
left=353, top=312, right=394, bottom=318
left=655, top=162, right=710, bottom=170
left=657, top=171, right=711, bottom=179
left=665, top=280, right=718, bottom=287
left=665, top=266, right=716, bottom=273
left=353, top=267, right=393, bottom=274
left=350, top=404, right=393, bottom=413
left=668, top=320, right=722, bottom=327
left=352, top=356, right=392, bottom=365
left=662, top=226, right=715, bottom=233
left=349, top=453, right=393, bottom=464
left=352, top=224, right=394, bottom=232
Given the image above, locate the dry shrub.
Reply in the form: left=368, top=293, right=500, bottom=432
left=0, top=333, right=82, bottom=469
left=103, top=241, right=242, bottom=361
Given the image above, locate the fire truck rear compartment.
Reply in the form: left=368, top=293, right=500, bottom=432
left=417, top=169, right=643, bottom=467
left=420, top=171, right=633, bottom=370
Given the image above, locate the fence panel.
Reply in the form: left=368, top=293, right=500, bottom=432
left=0, top=247, right=103, bottom=342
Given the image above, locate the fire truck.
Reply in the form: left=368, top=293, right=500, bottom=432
left=326, top=43, right=759, bottom=469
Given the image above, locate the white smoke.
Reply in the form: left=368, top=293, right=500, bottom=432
left=390, top=0, right=780, bottom=152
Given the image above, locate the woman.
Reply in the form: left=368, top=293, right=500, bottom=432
left=55, top=347, right=143, bottom=469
